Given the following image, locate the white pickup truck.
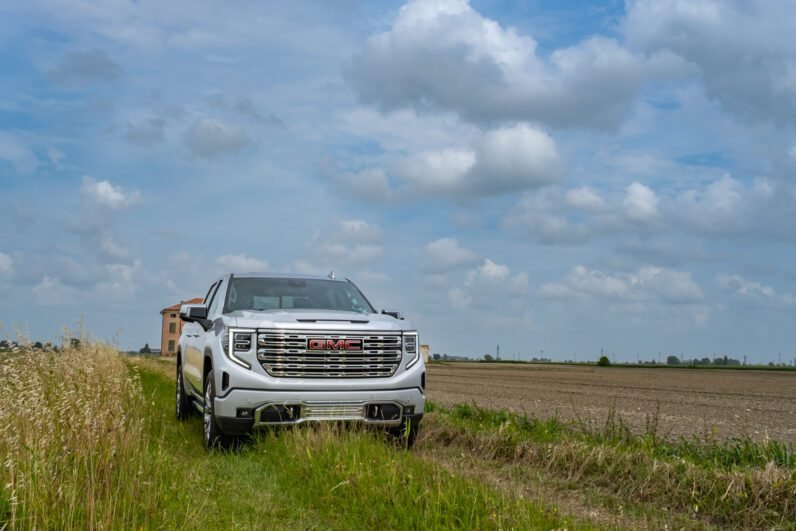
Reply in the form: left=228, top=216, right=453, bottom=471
left=175, top=273, right=425, bottom=449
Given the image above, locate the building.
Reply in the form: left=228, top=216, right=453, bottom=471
left=160, top=298, right=203, bottom=356
left=420, top=344, right=430, bottom=363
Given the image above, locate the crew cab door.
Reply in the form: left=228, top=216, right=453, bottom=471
left=185, top=281, right=220, bottom=393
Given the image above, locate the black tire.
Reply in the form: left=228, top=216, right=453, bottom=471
left=203, top=369, right=234, bottom=450
left=390, top=417, right=421, bottom=449
left=175, top=360, right=194, bottom=421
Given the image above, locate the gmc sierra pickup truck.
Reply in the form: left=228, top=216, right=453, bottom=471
left=176, top=273, right=425, bottom=450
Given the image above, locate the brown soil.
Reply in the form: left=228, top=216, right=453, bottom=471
left=427, top=363, right=796, bottom=443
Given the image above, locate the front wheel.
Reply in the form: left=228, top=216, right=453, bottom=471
left=175, top=361, right=195, bottom=421
left=389, top=417, right=421, bottom=449
left=203, top=369, right=234, bottom=450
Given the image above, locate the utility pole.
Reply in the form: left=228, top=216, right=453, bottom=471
left=778, top=352, right=782, bottom=366
left=496, top=344, right=500, bottom=361
left=743, top=355, right=747, bottom=366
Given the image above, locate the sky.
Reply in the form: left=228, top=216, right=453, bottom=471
left=1, top=0, right=795, bottom=363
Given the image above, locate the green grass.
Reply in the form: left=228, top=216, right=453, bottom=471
left=426, top=402, right=796, bottom=528
left=1, top=343, right=575, bottom=530
left=446, top=402, right=795, bottom=470
left=135, top=367, right=571, bottom=530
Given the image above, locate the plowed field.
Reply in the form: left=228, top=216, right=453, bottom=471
left=427, top=363, right=796, bottom=442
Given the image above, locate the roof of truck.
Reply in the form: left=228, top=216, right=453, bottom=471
left=228, top=272, right=347, bottom=282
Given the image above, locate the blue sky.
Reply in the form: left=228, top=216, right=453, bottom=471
left=1, top=0, right=795, bottom=363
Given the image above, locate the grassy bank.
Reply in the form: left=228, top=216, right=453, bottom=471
left=421, top=403, right=796, bottom=528
left=0, top=343, right=571, bottom=529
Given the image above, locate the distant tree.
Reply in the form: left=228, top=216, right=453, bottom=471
left=483, top=354, right=494, bottom=362
left=666, top=355, right=681, bottom=365
left=597, top=355, right=611, bottom=367
left=442, top=353, right=448, bottom=361
left=139, top=343, right=152, bottom=354
left=70, top=338, right=81, bottom=349
left=0, top=339, right=8, bottom=350
left=700, top=357, right=711, bottom=365
left=432, top=353, right=441, bottom=361
left=33, top=341, right=44, bottom=350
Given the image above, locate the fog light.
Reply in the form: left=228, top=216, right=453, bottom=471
left=404, top=406, right=415, bottom=416
left=236, top=408, right=253, bottom=418
left=367, top=404, right=401, bottom=421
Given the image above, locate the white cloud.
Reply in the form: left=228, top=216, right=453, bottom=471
left=541, top=265, right=703, bottom=304
left=466, top=258, right=509, bottom=285
left=424, top=238, right=478, bottom=272
left=0, top=253, right=13, bottom=275
left=464, top=258, right=529, bottom=295
left=338, top=219, right=382, bottom=242
left=96, top=260, right=141, bottom=297
left=347, top=0, right=688, bottom=129
left=318, top=243, right=383, bottom=265
left=215, top=254, right=269, bottom=273
left=448, top=287, right=472, bottom=309
left=184, top=118, right=249, bottom=158
left=504, top=188, right=592, bottom=244
left=80, top=176, right=141, bottom=209
left=565, top=187, right=606, bottom=212
left=397, top=148, right=476, bottom=192
left=717, top=274, right=794, bottom=307
left=33, top=276, right=76, bottom=306
left=392, top=123, right=561, bottom=197
left=674, top=174, right=778, bottom=235
left=330, top=167, right=391, bottom=201
left=625, top=0, right=796, bottom=125
left=624, top=182, right=659, bottom=221
left=307, top=219, right=385, bottom=267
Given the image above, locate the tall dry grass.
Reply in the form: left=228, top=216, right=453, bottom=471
left=0, top=333, right=187, bottom=529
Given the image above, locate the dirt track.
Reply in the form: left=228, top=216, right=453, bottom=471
left=426, top=363, right=796, bottom=442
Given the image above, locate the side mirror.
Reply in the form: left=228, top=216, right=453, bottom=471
left=381, top=308, right=403, bottom=320
left=180, top=304, right=208, bottom=322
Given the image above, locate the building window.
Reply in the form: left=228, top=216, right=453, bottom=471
left=168, top=340, right=175, bottom=352
left=169, top=322, right=176, bottom=334
left=170, top=313, right=176, bottom=318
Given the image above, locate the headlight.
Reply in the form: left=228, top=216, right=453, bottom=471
left=222, top=328, right=253, bottom=369
left=404, top=332, right=419, bottom=369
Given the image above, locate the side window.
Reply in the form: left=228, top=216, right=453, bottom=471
left=207, top=280, right=224, bottom=316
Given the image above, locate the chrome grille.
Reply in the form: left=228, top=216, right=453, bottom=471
left=257, top=330, right=402, bottom=378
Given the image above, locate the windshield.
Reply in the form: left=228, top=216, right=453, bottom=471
left=224, top=277, right=375, bottom=314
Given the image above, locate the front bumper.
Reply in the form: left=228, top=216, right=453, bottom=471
left=214, top=387, right=425, bottom=433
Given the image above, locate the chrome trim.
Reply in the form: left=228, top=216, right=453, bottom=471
left=253, top=400, right=404, bottom=427
left=257, top=329, right=402, bottom=378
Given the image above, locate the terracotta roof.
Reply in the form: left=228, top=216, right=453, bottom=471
left=161, top=297, right=204, bottom=314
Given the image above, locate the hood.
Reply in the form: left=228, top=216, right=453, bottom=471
left=224, top=309, right=414, bottom=332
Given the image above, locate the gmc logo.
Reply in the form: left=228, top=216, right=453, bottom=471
left=307, top=338, right=363, bottom=351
